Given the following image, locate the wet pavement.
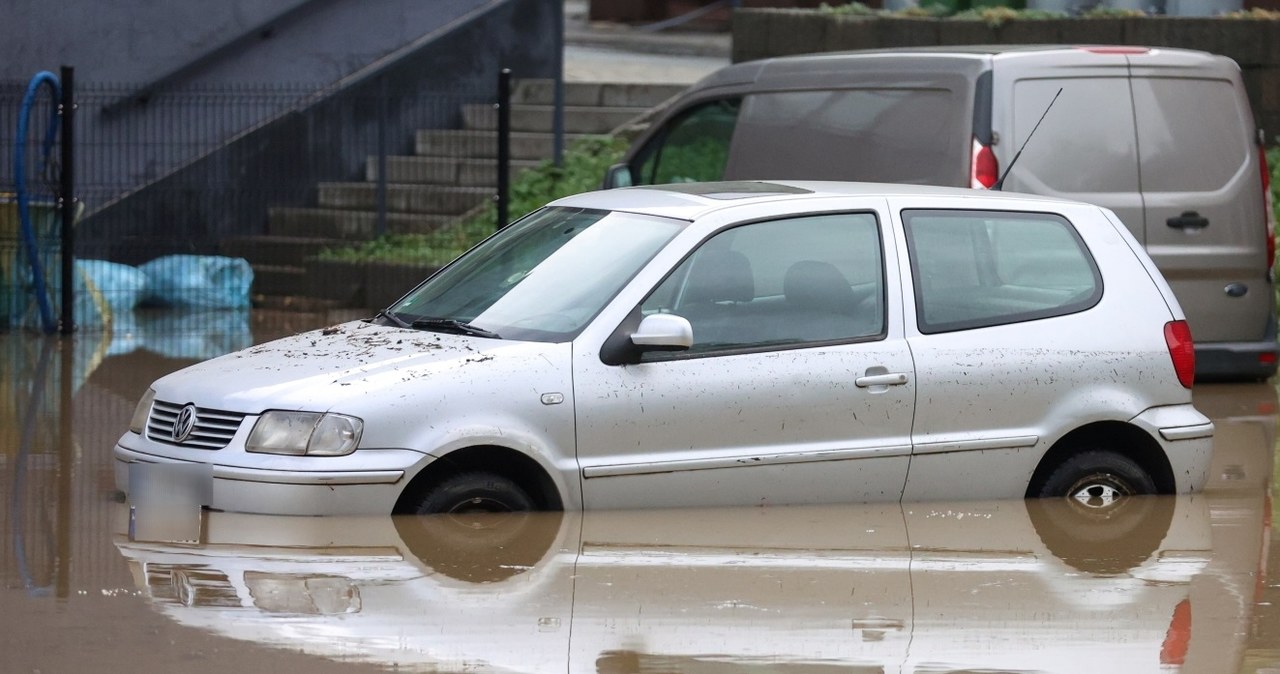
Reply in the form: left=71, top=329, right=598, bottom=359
left=2, top=311, right=1279, bottom=673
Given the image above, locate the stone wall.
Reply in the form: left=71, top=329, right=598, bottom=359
left=732, top=10, right=1280, bottom=136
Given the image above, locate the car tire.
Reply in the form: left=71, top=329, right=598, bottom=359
left=411, top=471, right=535, bottom=515
left=1036, top=449, right=1156, bottom=509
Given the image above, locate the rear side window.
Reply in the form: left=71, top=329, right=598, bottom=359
left=1131, top=77, right=1252, bottom=193
left=631, top=99, right=741, bottom=185
left=904, top=210, right=1101, bottom=334
left=729, top=88, right=969, bottom=185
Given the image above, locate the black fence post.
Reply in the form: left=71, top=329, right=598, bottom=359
left=496, top=68, right=511, bottom=231
left=375, top=76, right=388, bottom=239
left=553, top=0, right=564, bottom=167
left=58, top=65, right=75, bottom=335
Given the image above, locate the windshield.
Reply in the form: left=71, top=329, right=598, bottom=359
left=390, top=207, right=686, bottom=342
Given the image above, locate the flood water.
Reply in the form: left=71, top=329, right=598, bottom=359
left=2, top=310, right=1278, bottom=673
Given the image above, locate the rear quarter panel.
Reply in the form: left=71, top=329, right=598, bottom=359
left=889, top=197, right=1186, bottom=502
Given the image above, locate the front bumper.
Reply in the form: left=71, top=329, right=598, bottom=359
left=114, top=433, right=433, bottom=516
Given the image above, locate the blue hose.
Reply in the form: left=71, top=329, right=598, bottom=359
left=13, top=70, right=62, bottom=333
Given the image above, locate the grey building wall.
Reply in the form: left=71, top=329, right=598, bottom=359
left=2, top=0, right=496, bottom=86
left=1, top=0, right=561, bottom=263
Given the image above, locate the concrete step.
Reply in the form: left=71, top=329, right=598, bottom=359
left=317, top=183, right=490, bottom=215
left=221, top=235, right=338, bottom=268
left=414, top=129, right=600, bottom=160
left=512, top=79, right=688, bottom=108
left=367, top=156, right=542, bottom=186
left=462, top=103, right=647, bottom=133
left=268, top=207, right=454, bottom=240
left=251, top=264, right=312, bottom=298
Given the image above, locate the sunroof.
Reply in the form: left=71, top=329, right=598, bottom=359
left=642, top=181, right=812, bottom=200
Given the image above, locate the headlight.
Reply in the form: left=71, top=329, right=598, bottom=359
left=246, top=411, right=363, bottom=457
left=129, top=388, right=156, bottom=434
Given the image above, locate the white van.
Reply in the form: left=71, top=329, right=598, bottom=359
left=606, top=46, right=1278, bottom=381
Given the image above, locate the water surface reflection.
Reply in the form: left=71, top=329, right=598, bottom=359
left=0, top=321, right=1277, bottom=673
left=116, top=493, right=1264, bottom=674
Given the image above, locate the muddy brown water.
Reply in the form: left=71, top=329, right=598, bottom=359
left=2, top=310, right=1278, bottom=673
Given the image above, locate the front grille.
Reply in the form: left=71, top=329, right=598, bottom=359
left=147, top=400, right=246, bottom=449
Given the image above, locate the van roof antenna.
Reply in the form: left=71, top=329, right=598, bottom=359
left=992, top=87, right=1062, bottom=191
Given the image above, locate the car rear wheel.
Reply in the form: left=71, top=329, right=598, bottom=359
left=412, top=471, right=534, bottom=515
left=1037, top=449, right=1156, bottom=510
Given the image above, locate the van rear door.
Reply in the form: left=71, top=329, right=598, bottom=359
left=994, top=50, right=1144, bottom=238
left=1128, top=54, right=1270, bottom=344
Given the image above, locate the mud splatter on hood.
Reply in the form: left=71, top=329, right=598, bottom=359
left=149, top=319, right=559, bottom=414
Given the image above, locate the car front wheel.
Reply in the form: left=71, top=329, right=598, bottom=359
left=411, top=471, right=535, bottom=515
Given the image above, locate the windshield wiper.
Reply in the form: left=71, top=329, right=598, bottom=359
left=411, top=317, right=502, bottom=339
left=376, top=309, right=410, bottom=329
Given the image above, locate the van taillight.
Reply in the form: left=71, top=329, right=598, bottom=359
left=1159, top=598, right=1191, bottom=666
left=972, top=138, right=998, bottom=189
left=1260, top=145, right=1275, bottom=270
left=1164, top=320, right=1195, bottom=389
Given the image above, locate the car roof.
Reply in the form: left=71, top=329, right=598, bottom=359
left=550, top=181, right=1083, bottom=221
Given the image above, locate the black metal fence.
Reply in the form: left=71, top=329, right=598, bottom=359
left=0, top=76, right=518, bottom=331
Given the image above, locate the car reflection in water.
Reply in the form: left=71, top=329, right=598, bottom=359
left=115, top=478, right=1268, bottom=674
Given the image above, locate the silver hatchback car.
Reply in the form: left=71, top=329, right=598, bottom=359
left=115, top=182, right=1213, bottom=516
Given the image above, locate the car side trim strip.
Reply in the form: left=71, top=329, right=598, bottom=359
left=1159, top=423, right=1215, bottom=441
left=583, top=445, right=913, bottom=479
left=911, top=435, right=1039, bottom=455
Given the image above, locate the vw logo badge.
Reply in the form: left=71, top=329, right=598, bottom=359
left=172, top=404, right=198, bottom=443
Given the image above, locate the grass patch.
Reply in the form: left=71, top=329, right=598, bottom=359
left=317, top=136, right=629, bottom=266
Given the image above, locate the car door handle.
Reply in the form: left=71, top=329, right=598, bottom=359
left=1167, top=211, right=1209, bottom=231
left=855, top=372, right=909, bottom=388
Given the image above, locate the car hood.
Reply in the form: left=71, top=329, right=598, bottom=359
left=150, top=320, right=568, bottom=414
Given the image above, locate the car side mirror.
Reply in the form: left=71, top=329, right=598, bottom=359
left=603, top=163, right=633, bottom=190
left=630, top=314, right=692, bottom=351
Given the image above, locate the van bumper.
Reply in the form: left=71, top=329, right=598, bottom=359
left=1195, top=314, right=1278, bottom=382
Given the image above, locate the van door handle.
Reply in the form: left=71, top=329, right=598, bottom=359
left=1167, top=211, right=1209, bottom=231
left=855, top=372, right=909, bottom=388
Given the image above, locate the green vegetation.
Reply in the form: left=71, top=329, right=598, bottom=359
left=1269, top=146, right=1280, bottom=229
left=818, top=2, right=880, bottom=16
left=1222, top=7, right=1280, bottom=19
left=1078, top=6, right=1146, bottom=17
left=1267, top=146, right=1279, bottom=312
left=317, top=136, right=628, bottom=266
left=952, top=6, right=1065, bottom=25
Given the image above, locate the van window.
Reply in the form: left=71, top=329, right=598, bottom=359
left=728, top=88, right=969, bottom=185
left=631, top=99, right=741, bottom=185
left=1131, top=77, right=1252, bottom=193
left=1010, top=78, right=1138, bottom=194
left=641, top=213, right=885, bottom=355
left=903, top=210, right=1101, bottom=334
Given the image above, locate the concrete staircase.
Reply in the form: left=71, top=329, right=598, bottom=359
left=222, top=79, right=686, bottom=309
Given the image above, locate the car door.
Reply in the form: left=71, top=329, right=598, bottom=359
left=573, top=209, right=916, bottom=509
